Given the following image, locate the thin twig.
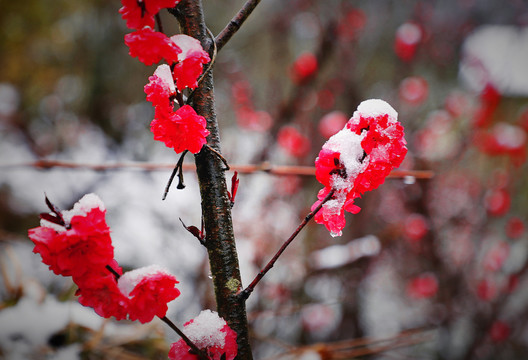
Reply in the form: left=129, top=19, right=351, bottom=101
left=240, top=189, right=336, bottom=301
left=160, top=316, right=210, bottom=360
left=163, top=150, right=188, bottom=200
left=1, top=160, right=434, bottom=179
left=215, top=0, right=262, bottom=51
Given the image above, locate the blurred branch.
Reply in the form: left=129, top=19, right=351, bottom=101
left=0, top=160, right=434, bottom=179
left=215, top=0, right=262, bottom=51
left=264, top=326, right=435, bottom=360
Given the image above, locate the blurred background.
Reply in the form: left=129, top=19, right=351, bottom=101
left=1, top=0, right=528, bottom=359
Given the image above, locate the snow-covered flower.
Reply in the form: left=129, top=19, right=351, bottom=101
left=29, top=195, right=181, bottom=323
left=118, top=265, right=181, bottom=323
left=170, top=34, right=211, bottom=91
left=312, top=99, right=407, bottom=236
left=28, top=194, right=114, bottom=280
left=169, top=310, right=238, bottom=360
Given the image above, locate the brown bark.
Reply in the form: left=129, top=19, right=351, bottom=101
left=172, top=1, right=253, bottom=359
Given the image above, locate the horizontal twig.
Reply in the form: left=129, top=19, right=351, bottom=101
left=1, top=160, right=434, bottom=179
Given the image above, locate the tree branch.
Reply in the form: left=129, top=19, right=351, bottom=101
left=240, top=188, right=335, bottom=301
left=215, top=0, right=262, bottom=52
left=172, top=1, right=253, bottom=359
left=0, top=160, right=434, bottom=179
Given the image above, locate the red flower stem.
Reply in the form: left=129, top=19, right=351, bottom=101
left=160, top=316, right=210, bottom=360
left=103, top=265, right=209, bottom=359
left=214, top=0, right=262, bottom=51
left=239, top=188, right=336, bottom=301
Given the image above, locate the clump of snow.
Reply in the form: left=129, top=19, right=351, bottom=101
left=356, top=99, right=398, bottom=122
left=325, top=127, right=368, bottom=186
left=39, top=193, right=105, bottom=230
left=460, top=25, right=528, bottom=96
left=118, top=264, right=171, bottom=297
left=494, top=123, right=526, bottom=149
left=62, top=193, right=105, bottom=224
left=154, top=64, right=176, bottom=93
left=184, top=310, right=227, bottom=348
left=396, top=23, right=422, bottom=45
left=171, top=34, right=202, bottom=60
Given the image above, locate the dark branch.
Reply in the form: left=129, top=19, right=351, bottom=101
left=240, top=188, right=336, bottom=301
left=214, top=0, right=262, bottom=51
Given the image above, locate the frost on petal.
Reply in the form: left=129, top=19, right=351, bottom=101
left=62, top=193, right=105, bottom=225
left=144, top=64, right=176, bottom=111
left=150, top=105, right=209, bottom=154
left=169, top=310, right=238, bottom=360
left=118, top=264, right=180, bottom=323
left=170, top=34, right=211, bottom=90
left=125, top=28, right=181, bottom=66
left=312, top=99, right=407, bottom=236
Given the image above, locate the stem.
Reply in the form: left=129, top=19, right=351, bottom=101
left=162, top=150, right=188, bottom=200
left=215, top=0, right=262, bottom=51
left=240, top=189, right=335, bottom=301
left=172, top=1, right=253, bottom=359
left=160, top=316, right=210, bottom=360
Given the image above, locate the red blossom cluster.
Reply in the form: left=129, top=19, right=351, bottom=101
left=312, top=99, right=407, bottom=236
left=28, top=194, right=181, bottom=322
left=120, top=0, right=211, bottom=154
left=169, top=310, right=238, bottom=360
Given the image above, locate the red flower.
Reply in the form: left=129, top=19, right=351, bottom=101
left=169, top=310, right=238, bottom=360
left=170, top=34, right=211, bottom=91
left=312, top=99, right=407, bottom=236
left=489, top=320, right=511, bottom=343
left=277, top=126, right=311, bottom=158
left=76, top=270, right=129, bottom=321
left=407, top=273, right=438, bottom=299
left=394, top=22, right=422, bottom=62
left=125, top=28, right=182, bottom=66
left=150, top=104, right=209, bottom=154
left=119, top=0, right=180, bottom=30
left=28, top=194, right=114, bottom=279
left=118, top=265, right=181, bottom=323
left=144, top=64, right=176, bottom=113
left=290, top=52, right=318, bottom=84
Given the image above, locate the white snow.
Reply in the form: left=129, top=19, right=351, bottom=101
left=356, top=99, right=398, bottom=123
left=396, top=23, right=422, bottom=45
left=39, top=193, right=105, bottom=231
left=61, top=193, right=105, bottom=225
left=153, top=64, right=176, bottom=94
left=324, top=127, right=368, bottom=188
left=117, top=264, right=172, bottom=297
left=170, top=34, right=202, bottom=60
left=184, top=310, right=227, bottom=348
left=493, top=123, right=526, bottom=149
left=460, top=25, right=528, bottom=96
